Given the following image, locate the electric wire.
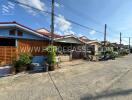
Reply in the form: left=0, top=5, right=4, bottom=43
left=7, top=0, right=103, bottom=34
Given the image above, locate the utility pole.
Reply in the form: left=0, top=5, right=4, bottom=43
left=104, top=24, right=107, bottom=46
left=51, top=0, right=55, bottom=45
left=103, top=24, right=107, bottom=57
left=120, top=32, right=122, bottom=45
left=129, top=37, right=131, bottom=52
left=119, top=32, right=122, bottom=51
left=122, top=37, right=132, bottom=53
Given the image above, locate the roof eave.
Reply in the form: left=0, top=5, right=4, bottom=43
left=0, top=23, right=50, bottom=40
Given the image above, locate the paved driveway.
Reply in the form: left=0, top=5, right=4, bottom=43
left=0, top=55, right=132, bottom=100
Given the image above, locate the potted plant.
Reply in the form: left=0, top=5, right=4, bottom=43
left=13, top=53, right=32, bottom=73
left=44, top=45, right=57, bottom=71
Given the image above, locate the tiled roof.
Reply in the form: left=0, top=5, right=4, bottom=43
left=79, top=36, right=91, bottom=42
left=36, top=28, right=62, bottom=38
left=54, top=34, right=85, bottom=44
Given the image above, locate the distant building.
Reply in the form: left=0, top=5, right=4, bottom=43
left=79, top=36, right=101, bottom=55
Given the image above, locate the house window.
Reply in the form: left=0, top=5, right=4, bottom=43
left=17, top=30, right=23, bottom=36
left=0, top=38, right=16, bottom=46
left=9, top=29, right=16, bottom=36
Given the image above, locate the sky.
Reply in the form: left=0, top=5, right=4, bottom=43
left=0, top=0, right=132, bottom=44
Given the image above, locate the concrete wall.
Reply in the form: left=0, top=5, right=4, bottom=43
left=59, top=55, right=70, bottom=62
left=89, top=43, right=100, bottom=55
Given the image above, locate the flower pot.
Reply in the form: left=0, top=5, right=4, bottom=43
left=10, top=67, right=16, bottom=75
left=16, top=65, right=27, bottom=73
left=49, top=64, right=55, bottom=71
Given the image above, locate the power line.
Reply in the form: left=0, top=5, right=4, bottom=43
left=122, top=38, right=129, bottom=43
left=122, top=37, right=132, bottom=38
left=59, top=1, right=126, bottom=35
left=51, top=0, right=132, bottom=44
left=7, top=0, right=103, bottom=34
left=65, top=19, right=103, bottom=33
left=44, top=0, right=103, bottom=33
left=7, top=0, right=130, bottom=44
left=53, top=0, right=104, bottom=27
left=53, top=0, right=123, bottom=35
left=54, top=0, right=124, bottom=39
left=8, top=0, right=51, bottom=14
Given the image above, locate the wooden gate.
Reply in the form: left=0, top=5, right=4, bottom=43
left=72, top=51, right=85, bottom=59
left=0, top=46, right=16, bottom=65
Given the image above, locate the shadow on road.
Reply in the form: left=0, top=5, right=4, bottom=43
left=81, top=88, right=132, bottom=100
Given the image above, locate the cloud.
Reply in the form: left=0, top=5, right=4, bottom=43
left=2, top=5, right=9, bottom=13
left=55, top=15, right=72, bottom=31
left=18, top=0, right=47, bottom=15
left=8, top=2, right=15, bottom=9
left=55, top=31, right=63, bottom=35
left=110, top=38, right=119, bottom=43
left=2, top=2, right=15, bottom=15
left=64, top=30, right=75, bottom=35
left=55, top=15, right=75, bottom=35
left=55, top=2, right=60, bottom=8
left=55, top=2, right=64, bottom=8
left=109, top=37, right=128, bottom=45
left=78, top=34, right=83, bottom=37
left=121, top=38, right=129, bottom=45
left=55, top=30, right=75, bottom=36
left=117, top=27, right=128, bottom=31
left=89, top=30, right=96, bottom=35
left=55, top=14, right=75, bottom=35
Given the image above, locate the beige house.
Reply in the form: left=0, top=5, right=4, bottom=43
left=54, top=35, right=86, bottom=60
left=54, top=34, right=85, bottom=54
left=55, top=35, right=83, bottom=44
left=86, top=40, right=101, bottom=55
left=79, top=36, right=101, bottom=55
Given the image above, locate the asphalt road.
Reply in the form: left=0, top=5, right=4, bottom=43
left=0, top=55, right=132, bottom=100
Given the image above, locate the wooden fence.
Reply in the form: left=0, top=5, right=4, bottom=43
left=17, top=39, right=49, bottom=55
left=0, top=39, right=50, bottom=65
left=0, top=46, right=17, bottom=65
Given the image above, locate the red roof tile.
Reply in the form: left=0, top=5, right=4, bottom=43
left=36, top=28, right=62, bottom=38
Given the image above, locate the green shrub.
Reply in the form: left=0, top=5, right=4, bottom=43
left=19, top=53, right=32, bottom=65
left=44, top=45, right=57, bottom=70
left=119, top=49, right=129, bottom=56
left=13, top=53, right=32, bottom=72
left=113, top=52, right=119, bottom=58
left=45, top=45, right=57, bottom=64
left=101, top=50, right=118, bottom=60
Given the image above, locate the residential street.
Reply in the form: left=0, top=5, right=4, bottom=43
left=0, top=55, right=132, bottom=100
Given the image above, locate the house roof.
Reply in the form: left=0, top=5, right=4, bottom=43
left=86, top=40, right=101, bottom=45
left=54, top=34, right=85, bottom=44
left=79, top=36, right=91, bottom=42
left=79, top=36, right=100, bottom=45
left=36, top=28, right=62, bottom=38
left=0, top=21, right=49, bottom=40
